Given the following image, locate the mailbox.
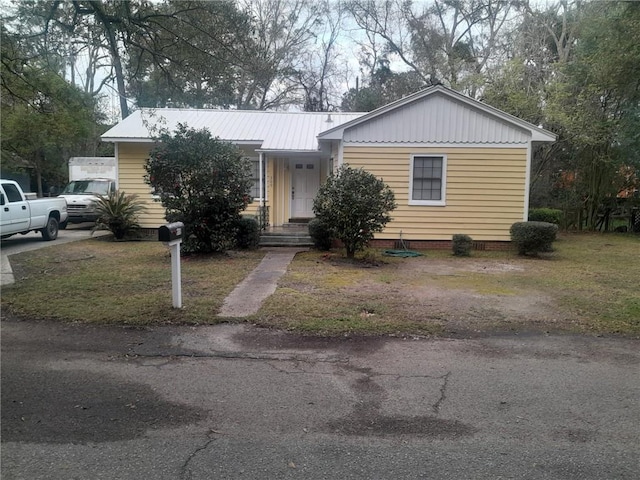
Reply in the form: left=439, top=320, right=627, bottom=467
left=158, top=222, right=184, bottom=243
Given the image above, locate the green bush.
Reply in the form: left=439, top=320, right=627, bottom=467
left=308, top=218, right=333, bottom=251
left=452, top=234, right=473, bottom=256
left=145, top=124, right=253, bottom=254
left=313, top=165, right=396, bottom=258
left=529, top=208, right=563, bottom=225
left=92, top=191, right=146, bottom=240
left=235, top=216, right=260, bottom=249
left=510, top=221, right=558, bottom=256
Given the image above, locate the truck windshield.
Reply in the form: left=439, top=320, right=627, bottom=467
left=62, top=180, right=110, bottom=195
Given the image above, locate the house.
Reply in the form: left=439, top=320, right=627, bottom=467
left=101, top=85, right=556, bottom=248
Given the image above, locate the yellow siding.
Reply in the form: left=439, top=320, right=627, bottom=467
left=118, top=143, right=166, bottom=228
left=343, top=146, right=528, bottom=241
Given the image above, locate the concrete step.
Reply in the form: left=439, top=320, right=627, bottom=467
left=260, top=224, right=312, bottom=247
left=259, top=240, right=314, bottom=247
left=259, top=234, right=313, bottom=247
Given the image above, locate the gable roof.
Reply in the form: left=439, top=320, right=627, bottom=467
left=317, top=85, right=557, bottom=144
left=101, top=109, right=364, bottom=151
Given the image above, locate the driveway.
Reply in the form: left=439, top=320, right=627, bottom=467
left=2, top=319, right=638, bottom=480
left=1, top=224, right=104, bottom=285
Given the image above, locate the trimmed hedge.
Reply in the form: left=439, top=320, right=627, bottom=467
left=510, top=221, right=558, bottom=256
left=529, top=208, right=563, bottom=225
left=235, top=217, right=260, bottom=249
left=308, top=218, right=333, bottom=251
left=452, top=234, right=473, bottom=256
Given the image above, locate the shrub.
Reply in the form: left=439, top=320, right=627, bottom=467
left=510, top=221, right=558, bottom=256
left=452, top=234, right=473, bottom=256
left=313, top=165, right=396, bottom=258
left=145, top=124, right=253, bottom=254
left=308, top=218, right=333, bottom=251
left=92, top=191, right=146, bottom=240
left=529, top=208, right=563, bottom=225
left=235, top=216, right=260, bottom=249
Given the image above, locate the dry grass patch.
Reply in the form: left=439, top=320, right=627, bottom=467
left=257, top=234, right=640, bottom=336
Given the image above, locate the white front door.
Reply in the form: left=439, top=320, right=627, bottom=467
left=291, top=160, right=319, bottom=219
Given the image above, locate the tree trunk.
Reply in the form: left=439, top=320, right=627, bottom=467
left=88, top=1, right=129, bottom=119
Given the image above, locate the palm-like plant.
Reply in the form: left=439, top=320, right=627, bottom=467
left=92, top=191, right=146, bottom=240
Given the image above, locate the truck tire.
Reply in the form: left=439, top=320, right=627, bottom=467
left=41, top=216, right=59, bottom=241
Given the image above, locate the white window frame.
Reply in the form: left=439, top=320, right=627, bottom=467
left=409, top=154, right=447, bottom=206
left=249, top=157, right=265, bottom=201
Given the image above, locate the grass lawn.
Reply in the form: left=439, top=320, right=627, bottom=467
left=2, top=239, right=265, bottom=325
left=2, top=233, right=639, bottom=336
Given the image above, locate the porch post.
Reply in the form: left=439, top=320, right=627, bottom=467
left=259, top=152, right=264, bottom=204
left=259, top=152, right=265, bottom=229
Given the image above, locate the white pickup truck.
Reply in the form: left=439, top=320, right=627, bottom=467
left=0, top=179, right=68, bottom=241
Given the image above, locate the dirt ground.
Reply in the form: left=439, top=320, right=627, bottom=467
left=321, top=255, right=576, bottom=335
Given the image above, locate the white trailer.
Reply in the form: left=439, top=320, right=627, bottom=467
left=68, top=157, right=117, bottom=181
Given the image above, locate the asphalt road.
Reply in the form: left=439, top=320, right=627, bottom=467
left=1, top=320, right=638, bottom=480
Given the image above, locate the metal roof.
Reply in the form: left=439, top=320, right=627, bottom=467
left=102, top=109, right=365, bottom=151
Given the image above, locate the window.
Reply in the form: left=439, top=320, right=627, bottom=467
left=409, top=155, right=446, bottom=206
left=2, top=183, right=24, bottom=203
left=250, top=159, right=262, bottom=199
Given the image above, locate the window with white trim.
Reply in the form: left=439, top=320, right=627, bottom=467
left=409, top=155, right=446, bottom=206
left=249, top=158, right=263, bottom=200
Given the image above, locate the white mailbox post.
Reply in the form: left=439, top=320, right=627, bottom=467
left=158, top=222, right=184, bottom=309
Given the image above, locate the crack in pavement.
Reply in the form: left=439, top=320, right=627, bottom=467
left=264, top=361, right=335, bottom=375
left=432, top=372, right=451, bottom=415
left=128, top=349, right=349, bottom=364
left=180, top=433, right=218, bottom=480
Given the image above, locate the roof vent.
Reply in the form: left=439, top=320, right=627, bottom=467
left=325, top=113, right=333, bottom=123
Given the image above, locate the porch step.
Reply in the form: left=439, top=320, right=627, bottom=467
left=259, top=235, right=313, bottom=247
left=259, top=227, right=313, bottom=247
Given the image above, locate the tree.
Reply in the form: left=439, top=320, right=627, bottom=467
left=313, top=165, right=396, bottom=258
left=297, top=0, right=345, bottom=112
left=1, top=25, right=103, bottom=195
left=485, top=1, right=640, bottom=229
left=346, top=0, right=516, bottom=96
left=341, top=61, right=426, bottom=111
left=145, top=124, right=253, bottom=253
left=481, top=1, right=583, bottom=211
left=235, top=0, right=324, bottom=110
left=9, top=1, right=254, bottom=117
left=126, top=1, right=254, bottom=109
left=546, top=1, right=640, bottom=229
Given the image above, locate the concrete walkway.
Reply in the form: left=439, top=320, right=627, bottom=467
left=1, top=254, right=15, bottom=286
left=218, top=248, right=307, bottom=317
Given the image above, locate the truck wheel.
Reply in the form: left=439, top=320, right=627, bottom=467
left=59, top=220, right=68, bottom=230
left=41, top=216, right=59, bottom=241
